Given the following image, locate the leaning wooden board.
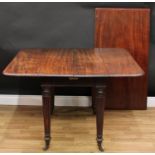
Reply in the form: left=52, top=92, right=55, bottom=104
left=95, top=8, right=150, bottom=109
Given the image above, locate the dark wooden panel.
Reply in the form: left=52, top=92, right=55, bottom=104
left=3, top=48, right=143, bottom=77
left=95, top=8, right=150, bottom=109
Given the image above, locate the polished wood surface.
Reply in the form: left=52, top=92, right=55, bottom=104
left=3, top=49, right=74, bottom=77
left=0, top=105, right=155, bottom=153
left=3, top=48, right=143, bottom=77
left=95, top=8, right=150, bottom=109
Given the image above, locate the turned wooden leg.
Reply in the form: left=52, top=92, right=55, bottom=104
left=41, top=84, right=52, bottom=150
left=51, top=87, right=55, bottom=115
left=95, top=85, right=106, bottom=152
left=91, top=87, right=96, bottom=114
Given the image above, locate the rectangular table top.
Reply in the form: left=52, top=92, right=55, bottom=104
left=3, top=48, right=144, bottom=78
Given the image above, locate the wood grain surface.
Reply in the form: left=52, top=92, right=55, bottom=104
left=0, top=105, right=155, bottom=152
left=95, top=8, right=150, bottom=109
left=3, top=48, right=143, bottom=77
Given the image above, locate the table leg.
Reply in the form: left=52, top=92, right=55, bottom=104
left=51, top=87, right=55, bottom=115
left=91, top=87, right=96, bottom=114
left=95, top=85, right=106, bottom=152
left=41, top=84, right=52, bottom=150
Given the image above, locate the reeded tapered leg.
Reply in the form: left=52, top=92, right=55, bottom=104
left=91, top=87, right=96, bottom=114
left=51, top=87, right=55, bottom=114
left=41, top=84, right=52, bottom=150
left=95, top=85, right=106, bottom=152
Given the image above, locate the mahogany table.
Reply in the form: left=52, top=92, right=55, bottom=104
left=3, top=48, right=144, bottom=151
